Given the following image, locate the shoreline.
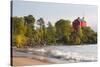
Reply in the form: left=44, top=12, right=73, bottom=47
left=12, top=44, right=97, bottom=66
left=12, top=44, right=97, bottom=48
left=12, top=48, right=54, bottom=66
left=12, top=56, right=51, bottom=66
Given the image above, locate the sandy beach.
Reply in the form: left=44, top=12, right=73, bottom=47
left=12, top=56, right=50, bottom=66
left=12, top=45, right=97, bottom=66
left=12, top=48, right=52, bottom=66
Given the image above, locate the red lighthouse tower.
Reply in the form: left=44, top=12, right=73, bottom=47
left=72, top=17, right=87, bottom=30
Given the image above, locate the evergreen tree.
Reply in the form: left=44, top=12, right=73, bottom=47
left=46, top=22, right=56, bottom=45
left=24, top=15, right=35, bottom=46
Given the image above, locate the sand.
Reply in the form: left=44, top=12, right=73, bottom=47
left=12, top=57, right=50, bottom=66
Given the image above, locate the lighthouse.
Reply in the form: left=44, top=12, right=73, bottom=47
left=72, top=17, right=87, bottom=30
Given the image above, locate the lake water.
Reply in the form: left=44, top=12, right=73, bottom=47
left=13, top=44, right=97, bottom=63
left=43, top=44, right=97, bottom=63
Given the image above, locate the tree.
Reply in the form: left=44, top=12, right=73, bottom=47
left=32, top=30, right=41, bottom=46
left=77, top=26, right=83, bottom=38
left=24, top=15, right=35, bottom=46
left=12, top=17, right=26, bottom=35
left=81, top=27, right=97, bottom=44
left=74, top=36, right=81, bottom=45
left=12, top=15, right=97, bottom=47
left=37, top=18, right=45, bottom=27
left=55, top=19, right=72, bottom=44
left=24, top=15, right=35, bottom=25
left=12, top=17, right=27, bottom=47
left=74, top=26, right=83, bottom=44
left=37, top=18, right=46, bottom=46
left=46, top=22, right=56, bottom=45
left=15, top=34, right=27, bottom=48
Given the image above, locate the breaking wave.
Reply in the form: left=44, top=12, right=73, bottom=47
left=45, top=49, right=97, bottom=63
left=26, top=45, right=97, bottom=63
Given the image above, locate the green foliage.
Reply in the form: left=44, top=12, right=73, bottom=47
left=32, top=30, right=41, bottom=45
left=46, top=22, right=56, bottom=45
left=12, top=17, right=26, bottom=35
left=24, top=15, right=35, bottom=37
left=15, top=34, right=27, bottom=48
left=24, top=15, right=35, bottom=24
left=12, top=17, right=27, bottom=47
left=12, top=15, right=97, bottom=48
left=24, top=15, right=35, bottom=46
left=77, top=26, right=83, bottom=38
left=37, top=18, right=45, bottom=26
left=81, top=27, right=97, bottom=44
left=73, top=26, right=83, bottom=45
left=55, top=19, right=72, bottom=44
left=75, top=36, right=81, bottom=45
left=36, top=18, right=46, bottom=46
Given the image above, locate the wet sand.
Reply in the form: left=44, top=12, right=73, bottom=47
left=12, top=47, right=53, bottom=66
left=12, top=57, right=50, bottom=66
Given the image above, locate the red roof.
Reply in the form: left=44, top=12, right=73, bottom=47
left=72, top=17, right=87, bottom=29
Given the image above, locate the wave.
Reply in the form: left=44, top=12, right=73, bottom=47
left=45, top=49, right=97, bottom=62
left=26, top=45, right=97, bottom=63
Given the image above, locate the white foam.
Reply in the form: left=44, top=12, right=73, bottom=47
left=29, top=45, right=97, bottom=63
left=34, top=49, right=46, bottom=52
left=45, top=49, right=97, bottom=62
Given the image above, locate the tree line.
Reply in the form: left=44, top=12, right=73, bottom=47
left=12, top=15, right=97, bottom=48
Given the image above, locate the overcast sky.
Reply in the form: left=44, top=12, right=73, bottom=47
left=12, top=1, right=98, bottom=31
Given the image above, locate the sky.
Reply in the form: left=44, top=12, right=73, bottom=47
left=12, top=1, right=98, bottom=31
